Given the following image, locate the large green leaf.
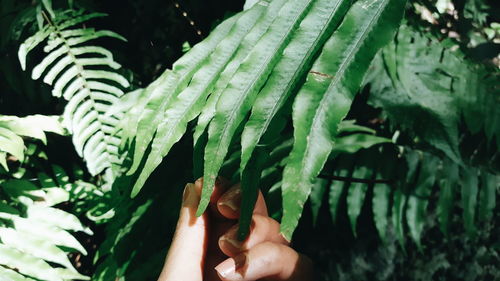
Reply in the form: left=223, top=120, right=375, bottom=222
left=280, top=0, right=406, bottom=239
left=239, top=0, right=351, bottom=173
left=130, top=2, right=274, bottom=196
left=234, top=0, right=355, bottom=235
left=126, top=12, right=242, bottom=176
left=199, top=0, right=315, bottom=214
left=193, top=0, right=288, bottom=145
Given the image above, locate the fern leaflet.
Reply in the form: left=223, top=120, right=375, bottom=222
left=18, top=10, right=130, bottom=177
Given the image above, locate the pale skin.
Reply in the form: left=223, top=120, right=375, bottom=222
left=158, top=178, right=313, bottom=281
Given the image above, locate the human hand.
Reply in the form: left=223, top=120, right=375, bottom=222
left=157, top=178, right=313, bottom=281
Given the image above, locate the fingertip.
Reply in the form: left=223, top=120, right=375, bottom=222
left=215, top=254, right=247, bottom=281
left=218, top=238, right=240, bottom=258
left=218, top=225, right=242, bottom=257
left=217, top=203, right=239, bottom=219
left=254, top=191, right=268, bottom=216
left=217, top=185, right=241, bottom=219
left=215, top=258, right=236, bottom=281
left=194, top=177, right=203, bottom=194
left=182, top=183, right=198, bottom=207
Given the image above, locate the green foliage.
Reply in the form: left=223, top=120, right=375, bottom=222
left=124, top=0, right=407, bottom=240
left=202, top=0, right=315, bottom=218
left=0, top=114, right=65, bottom=171
left=2, top=0, right=499, bottom=280
left=280, top=0, right=406, bottom=240
left=125, top=12, right=243, bottom=194
left=18, top=8, right=130, bottom=177
left=92, top=145, right=192, bottom=281
left=0, top=171, right=90, bottom=280
left=308, top=144, right=499, bottom=248
left=366, top=24, right=500, bottom=163
left=312, top=215, right=500, bottom=281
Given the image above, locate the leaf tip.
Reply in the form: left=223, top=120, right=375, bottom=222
left=18, top=44, right=27, bottom=71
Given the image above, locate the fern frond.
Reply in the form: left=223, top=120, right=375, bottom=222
left=19, top=10, right=130, bottom=176
left=129, top=1, right=278, bottom=196
left=366, top=25, right=500, bottom=162
left=0, top=177, right=89, bottom=281
left=234, top=0, right=353, bottom=236
left=124, top=11, right=243, bottom=175
left=193, top=0, right=288, bottom=145
left=0, top=115, right=65, bottom=171
left=200, top=0, right=316, bottom=215
left=316, top=145, right=498, bottom=247
left=280, top=0, right=406, bottom=239
left=239, top=0, right=351, bottom=174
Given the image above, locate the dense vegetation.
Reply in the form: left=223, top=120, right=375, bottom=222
left=0, top=0, right=498, bottom=280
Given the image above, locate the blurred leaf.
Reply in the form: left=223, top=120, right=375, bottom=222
left=437, top=160, right=458, bottom=236
left=478, top=172, right=498, bottom=222
left=310, top=178, right=328, bottom=226
left=406, top=153, right=439, bottom=248
left=461, top=167, right=479, bottom=236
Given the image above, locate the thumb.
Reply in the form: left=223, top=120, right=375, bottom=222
left=158, top=183, right=208, bottom=281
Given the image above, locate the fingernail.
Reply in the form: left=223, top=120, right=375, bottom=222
left=193, top=179, right=203, bottom=196
left=219, top=235, right=242, bottom=253
left=215, top=258, right=236, bottom=279
left=182, top=183, right=192, bottom=201
left=218, top=188, right=241, bottom=212
left=215, top=255, right=247, bottom=279
left=195, top=177, right=203, bottom=188
left=219, top=224, right=243, bottom=253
